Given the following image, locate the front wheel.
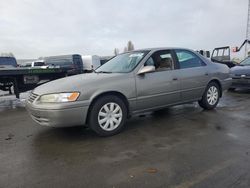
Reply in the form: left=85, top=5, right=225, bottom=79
left=198, top=82, right=220, bottom=110
left=88, top=95, right=127, bottom=136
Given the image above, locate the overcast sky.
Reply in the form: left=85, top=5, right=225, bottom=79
left=0, top=0, right=248, bottom=59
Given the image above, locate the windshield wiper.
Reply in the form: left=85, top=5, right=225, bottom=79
left=95, top=71, right=112, bottom=73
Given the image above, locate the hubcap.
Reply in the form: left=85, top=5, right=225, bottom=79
left=98, top=102, right=122, bottom=131
left=207, top=86, right=218, bottom=105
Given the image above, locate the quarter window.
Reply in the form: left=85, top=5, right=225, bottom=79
left=176, top=50, right=205, bottom=69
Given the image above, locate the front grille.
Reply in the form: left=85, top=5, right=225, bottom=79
left=28, top=93, right=39, bottom=103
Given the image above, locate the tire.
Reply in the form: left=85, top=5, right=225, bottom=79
left=198, top=82, right=221, bottom=110
left=88, top=95, right=127, bottom=136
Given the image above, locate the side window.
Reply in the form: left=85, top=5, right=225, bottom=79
left=223, top=48, right=229, bottom=56
left=144, top=50, right=174, bottom=71
left=176, top=50, right=205, bottom=69
left=74, top=58, right=81, bottom=66
left=145, top=57, right=154, bottom=66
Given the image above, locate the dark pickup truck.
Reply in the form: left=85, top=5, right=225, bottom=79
left=0, top=55, right=85, bottom=98
left=0, top=56, right=18, bottom=68
left=0, top=67, right=68, bottom=98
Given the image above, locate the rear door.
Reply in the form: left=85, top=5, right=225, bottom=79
left=174, top=49, right=209, bottom=102
left=135, top=50, right=181, bottom=111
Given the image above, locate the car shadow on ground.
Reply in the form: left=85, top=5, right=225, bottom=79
left=31, top=100, right=229, bottom=144
left=30, top=108, right=222, bottom=168
left=29, top=100, right=233, bottom=163
left=33, top=126, right=98, bottom=142
left=228, top=89, right=250, bottom=95
left=31, top=106, right=183, bottom=145
left=32, top=102, right=209, bottom=144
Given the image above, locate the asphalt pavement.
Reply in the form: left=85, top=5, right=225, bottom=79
left=0, top=90, right=250, bottom=188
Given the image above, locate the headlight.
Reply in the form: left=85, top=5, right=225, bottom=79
left=39, top=92, right=80, bottom=103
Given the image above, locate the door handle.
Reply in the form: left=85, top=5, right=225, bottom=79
left=173, top=78, right=178, bottom=81
left=205, top=73, right=209, bottom=76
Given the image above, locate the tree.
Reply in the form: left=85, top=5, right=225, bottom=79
left=123, top=47, right=128, bottom=53
left=114, top=48, right=119, bottom=55
left=127, top=41, right=134, bottom=51
left=113, top=41, right=135, bottom=54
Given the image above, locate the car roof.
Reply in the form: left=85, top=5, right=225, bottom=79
left=131, top=47, right=193, bottom=52
left=44, top=54, right=81, bottom=60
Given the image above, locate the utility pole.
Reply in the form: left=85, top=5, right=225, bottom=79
left=245, top=0, right=250, bottom=57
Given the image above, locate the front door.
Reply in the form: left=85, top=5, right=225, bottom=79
left=135, top=50, right=181, bottom=112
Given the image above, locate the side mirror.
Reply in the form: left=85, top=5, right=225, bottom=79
left=137, top=65, right=155, bottom=75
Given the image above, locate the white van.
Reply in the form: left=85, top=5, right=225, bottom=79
left=81, top=55, right=101, bottom=72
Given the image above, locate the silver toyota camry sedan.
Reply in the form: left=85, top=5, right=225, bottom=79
left=26, top=48, right=232, bottom=136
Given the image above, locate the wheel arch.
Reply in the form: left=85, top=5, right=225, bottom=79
left=86, top=91, right=130, bottom=124
left=208, top=79, right=222, bottom=97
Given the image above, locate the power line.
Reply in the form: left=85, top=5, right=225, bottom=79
left=245, top=0, right=250, bottom=57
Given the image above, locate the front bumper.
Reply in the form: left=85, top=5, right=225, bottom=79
left=221, top=78, right=232, bottom=91
left=26, top=100, right=89, bottom=127
left=231, top=78, right=250, bottom=89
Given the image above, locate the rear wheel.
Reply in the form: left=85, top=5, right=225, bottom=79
left=88, top=95, right=127, bottom=136
left=199, top=82, right=220, bottom=110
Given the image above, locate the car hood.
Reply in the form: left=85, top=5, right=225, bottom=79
left=33, top=73, right=129, bottom=95
left=230, top=65, right=250, bottom=75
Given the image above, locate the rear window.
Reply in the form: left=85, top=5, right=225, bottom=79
left=34, top=62, right=45, bottom=66
left=241, top=57, right=250, bottom=66
left=73, top=57, right=83, bottom=66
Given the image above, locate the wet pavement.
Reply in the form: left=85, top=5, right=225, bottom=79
left=0, top=90, right=250, bottom=188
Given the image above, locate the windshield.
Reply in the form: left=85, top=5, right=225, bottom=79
left=0, top=57, right=17, bottom=67
left=96, top=51, right=148, bottom=73
left=241, top=57, right=250, bottom=66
